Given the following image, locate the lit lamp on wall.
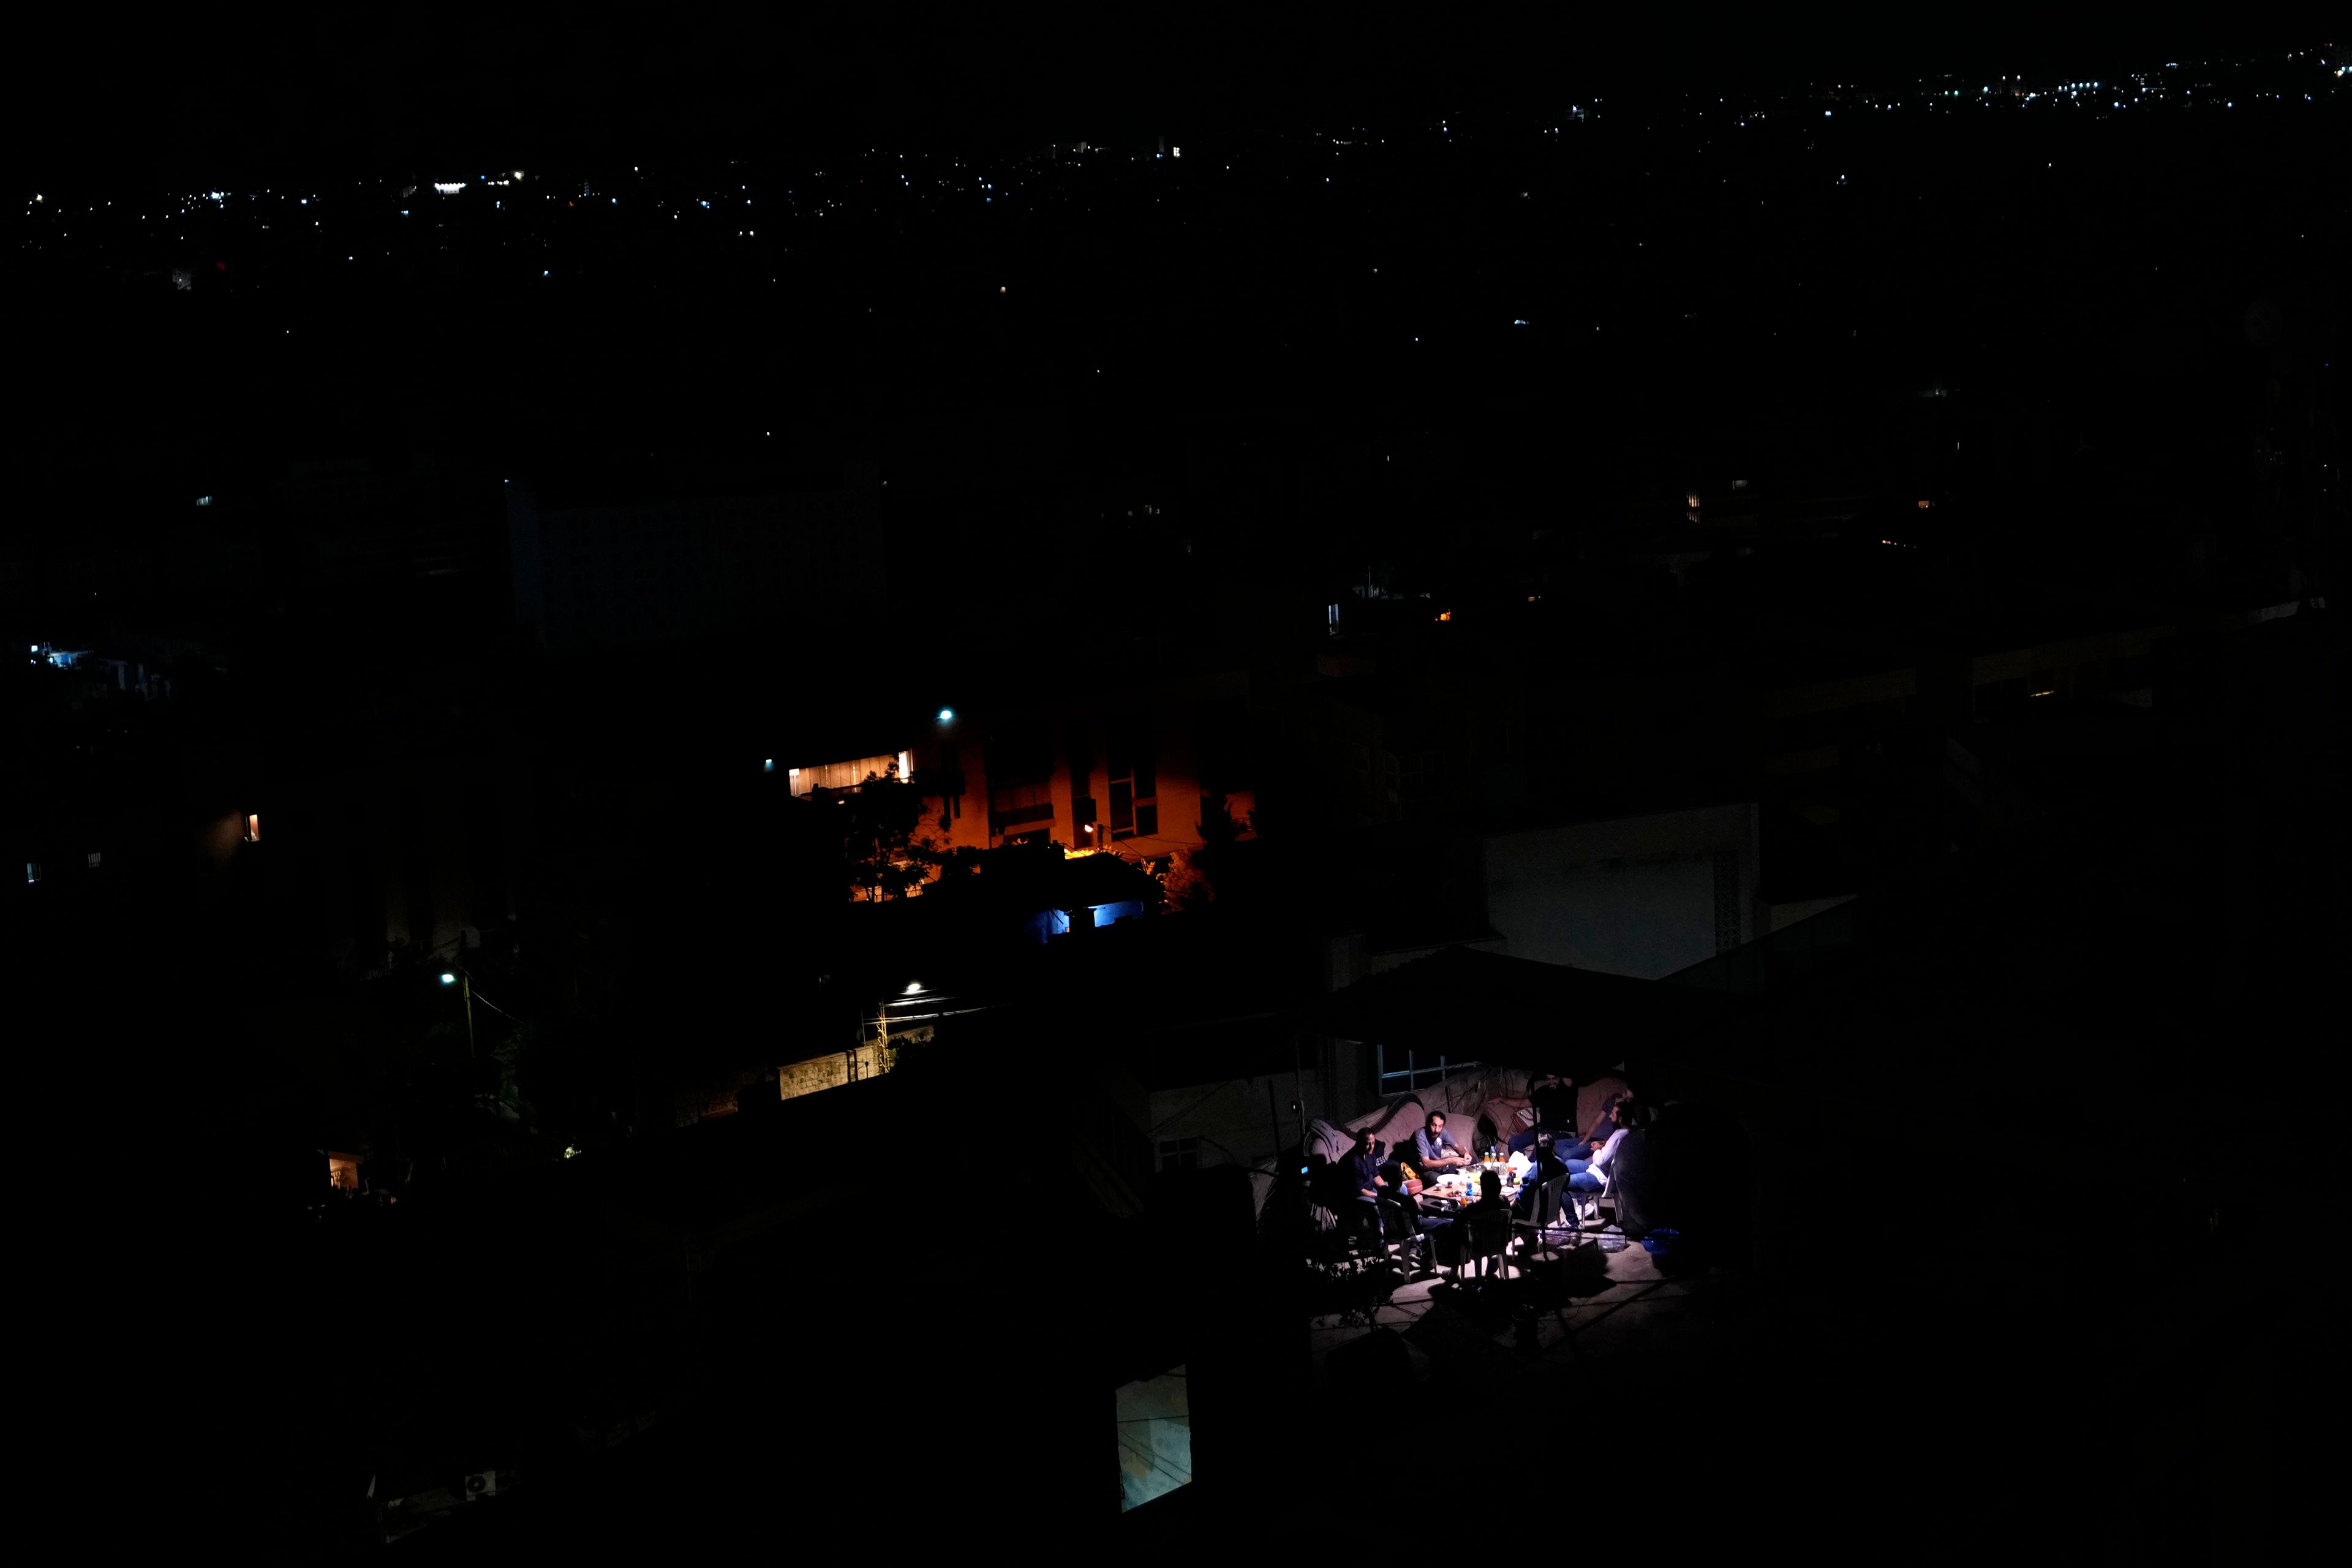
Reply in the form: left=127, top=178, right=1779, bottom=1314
left=244, top=813, right=261, bottom=842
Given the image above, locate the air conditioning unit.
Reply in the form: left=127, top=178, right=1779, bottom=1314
left=464, top=1470, right=502, bottom=1501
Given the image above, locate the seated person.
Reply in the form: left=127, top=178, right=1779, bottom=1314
left=1464, top=1167, right=1509, bottom=1215
left=1339, top=1132, right=1447, bottom=1271
left=1344, top=1128, right=1389, bottom=1224
left=1412, top=1111, right=1472, bottom=1176
left=1562, top=1099, right=1634, bottom=1223
left=1455, top=1169, right=1514, bottom=1276
left=1567, top=1088, right=1632, bottom=1161
left=1511, top=1131, right=1582, bottom=1220
left=1385, top=1151, right=1453, bottom=1276
left=1508, top=1071, right=1579, bottom=1156
left=1527, top=1129, right=1566, bottom=1175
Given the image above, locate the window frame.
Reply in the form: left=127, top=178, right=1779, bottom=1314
left=1374, top=1044, right=1474, bottom=1093
left=1107, top=717, right=1157, bottom=842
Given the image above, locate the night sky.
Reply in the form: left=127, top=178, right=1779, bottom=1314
left=22, top=5, right=2313, bottom=179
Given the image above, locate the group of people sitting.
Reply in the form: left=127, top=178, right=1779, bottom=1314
left=1333, top=1074, right=1636, bottom=1276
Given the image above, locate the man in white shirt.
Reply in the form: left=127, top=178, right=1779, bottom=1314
left=1563, top=1098, right=1633, bottom=1226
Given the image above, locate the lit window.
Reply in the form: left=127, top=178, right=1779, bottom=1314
left=87, top=852, right=101, bottom=870
left=244, top=813, right=260, bottom=842
left=23, top=863, right=37, bottom=884
left=1156, top=1137, right=1201, bottom=1172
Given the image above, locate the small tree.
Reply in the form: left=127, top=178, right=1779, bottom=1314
left=1161, top=848, right=1215, bottom=913
left=837, top=764, right=932, bottom=900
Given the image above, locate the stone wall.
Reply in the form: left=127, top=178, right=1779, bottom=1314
left=677, top=1023, right=938, bottom=1118
left=778, top=1047, right=878, bottom=1102
left=776, top=1025, right=929, bottom=1102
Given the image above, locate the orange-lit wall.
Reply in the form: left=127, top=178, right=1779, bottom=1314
left=905, top=673, right=1251, bottom=860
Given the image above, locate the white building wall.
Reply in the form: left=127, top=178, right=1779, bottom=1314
left=1484, top=802, right=1760, bottom=978
left=1147, top=1071, right=1324, bottom=1178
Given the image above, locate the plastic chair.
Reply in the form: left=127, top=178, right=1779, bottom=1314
left=1510, top=1172, right=1572, bottom=1265
left=1455, top=1204, right=1514, bottom=1291
left=1559, top=1180, right=1615, bottom=1238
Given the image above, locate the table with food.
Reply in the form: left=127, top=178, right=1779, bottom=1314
left=1407, top=1158, right=1526, bottom=1213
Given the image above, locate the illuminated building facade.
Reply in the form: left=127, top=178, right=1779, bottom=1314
left=779, top=668, right=1261, bottom=872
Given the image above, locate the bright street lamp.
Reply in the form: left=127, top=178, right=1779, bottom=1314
left=440, top=970, right=475, bottom=1063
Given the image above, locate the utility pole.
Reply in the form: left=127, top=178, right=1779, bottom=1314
left=460, top=971, right=477, bottom=1067
left=440, top=968, right=478, bottom=1068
